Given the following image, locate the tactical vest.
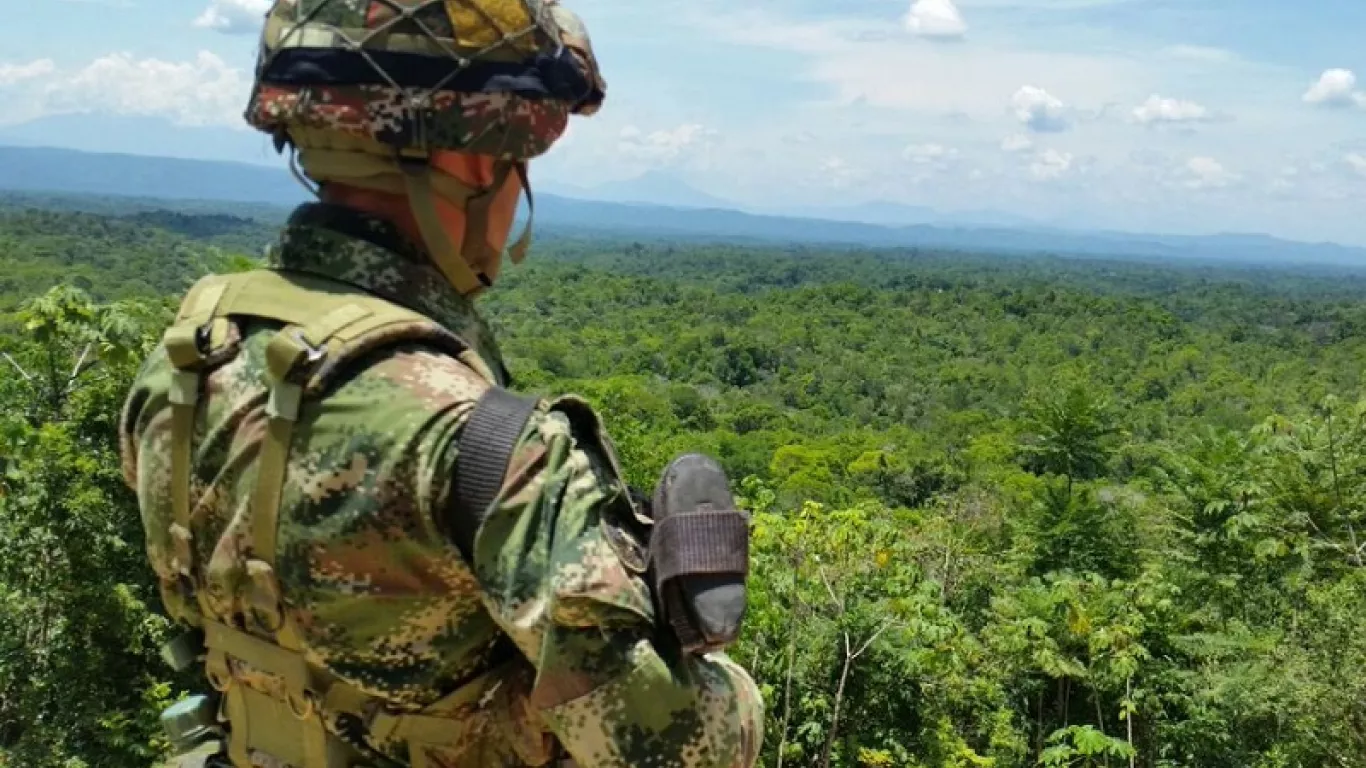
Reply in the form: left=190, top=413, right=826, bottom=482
left=156, top=268, right=543, bottom=768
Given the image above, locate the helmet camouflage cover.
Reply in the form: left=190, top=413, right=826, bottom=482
left=246, top=0, right=606, bottom=160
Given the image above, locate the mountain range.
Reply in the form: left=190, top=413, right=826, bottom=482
left=2, top=144, right=1365, bottom=269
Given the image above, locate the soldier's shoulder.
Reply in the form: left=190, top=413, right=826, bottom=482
left=330, top=342, right=495, bottom=416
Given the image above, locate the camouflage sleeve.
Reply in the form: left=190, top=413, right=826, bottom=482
left=461, top=399, right=764, bottom=768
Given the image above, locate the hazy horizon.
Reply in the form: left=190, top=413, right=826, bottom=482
left=1, top=0, right=1363, bottom=246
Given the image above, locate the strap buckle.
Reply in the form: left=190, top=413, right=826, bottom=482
left=265, top=325, right=328, bottom=388
left=268, top=382, right=304, bottom=423
left=291, top=328, right=328, bottom=366
left=170, top=371, right=201, bottom=407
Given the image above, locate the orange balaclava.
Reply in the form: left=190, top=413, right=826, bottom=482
left=297, top=135, right=528, bottom=297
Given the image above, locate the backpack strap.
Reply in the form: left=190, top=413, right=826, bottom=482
left=159, top=276, right=233, bottom=625
left=220, top=271, right=474, bottom=642
left=161, top=269, right=494, bottom=768
left=158, top=269, right=483, bottom=633
left=447, top=387, right=540, bottom=560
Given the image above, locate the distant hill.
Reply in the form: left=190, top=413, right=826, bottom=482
left=792, top=200, right=938, bottom=227
left=0, top=115, right=280, bottom=167
left=545, top=170, right=736, bottom=210
left=3, top=145, right=1365, bottom=269
left=0, top=146, right=306, bottom=205
left=784, top=201, right=1044, bottom=230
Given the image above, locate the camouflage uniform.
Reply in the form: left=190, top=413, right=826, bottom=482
left=121, top=204, right=763, bottom=768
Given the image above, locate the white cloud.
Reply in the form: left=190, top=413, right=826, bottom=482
left=1347, top=153, right=1366, bottom=178
left=0, top=60, right=56, bottom=86
left=821, top=156, right=849, bottom=173
left=1132, top=94, right=1212, bottom=125
left=1183, top=156, right=1237, bottom=189
left=0, top=52, right=251, bottom=128
left=690, top=9, right=1144, bottom=119
left=904, top=0, right=967, bottom=39
left=533, top=5, right=1366, bottom=245
left=1030, top=149, right=1073, bottom=180
left=617, top=123, right=717, bottom=165
left=1303, top=69, right=1366, bottom=108
left=1011, top=86, right=1069, bottom=132
left=193, top=0, right=270, bottom=34
left=817, top=155, right=866, bottom=189
left=902, top=142, right=958, bottom=164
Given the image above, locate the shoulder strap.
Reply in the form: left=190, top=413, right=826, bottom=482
left=448, top=387, right=540, bottom=559
left=160, top=276, right=232, bottom=625
left=158, top=269, right=488, bottom=633
left=231, top=271, right=479, bottom=644
left=161, top=270, right=515, bottom=768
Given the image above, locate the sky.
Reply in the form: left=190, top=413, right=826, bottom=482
left=0, top=0, right=1364, bottom=244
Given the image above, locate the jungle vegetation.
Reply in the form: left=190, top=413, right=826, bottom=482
left=2, top=202, right=1366, bottom=768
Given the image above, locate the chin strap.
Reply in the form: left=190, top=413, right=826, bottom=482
left=398, top=157, right=488, bottom=295
left=295, top=144, right=534, bottom=296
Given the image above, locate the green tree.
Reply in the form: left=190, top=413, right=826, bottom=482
left=1020, top=380, right=1119, bottom=489
left=0, top=286, right=174, bottom=768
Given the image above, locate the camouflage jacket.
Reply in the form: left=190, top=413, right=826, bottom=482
left=120, top=204, right=763, bottom=768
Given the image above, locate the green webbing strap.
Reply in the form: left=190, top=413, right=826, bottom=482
left=165, top=278, right=229, bottom=369
left=454, top=161, right=536, bottom=270
left=249, top=303, right=394, bottom=601
left=164, top=279, right=229, bottom=609
left=400, top=162, right=487, bottom=295
left=208, top=270, right=421, bottom=334
left=206, top=620, right=311, bottom=700
left=251, top=415, right=298, bottom=561
left=447, top=387, right=539, bottom=559
left=169, top=269, right=501, bottom=768
left=365, top=660, right=512, bottom=752
left=207, top=616, right=330, bottom=768
left=222, top=683, right=330, bottom=768
left=247, top=301, right=438, bottom=647
left=506, top=162, right=534, bottom=265
left=459, top=162, right=513, bottom=276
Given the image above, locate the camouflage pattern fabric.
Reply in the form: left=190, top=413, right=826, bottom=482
left=121, top=204, right=763, bottom=768
left=246, top=0, right=606, bottom=161
left=248, top=86, right=574, bottom=161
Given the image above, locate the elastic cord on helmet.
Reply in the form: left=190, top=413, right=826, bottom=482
left=287, top=146, right=320, bottom=199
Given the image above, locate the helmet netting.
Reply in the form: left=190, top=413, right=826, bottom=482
left=256, top=0, right=563, bottom=146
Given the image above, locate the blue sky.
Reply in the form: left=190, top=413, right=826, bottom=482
left=1, top=0, right=1364, bottom=244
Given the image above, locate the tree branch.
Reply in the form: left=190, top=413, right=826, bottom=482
left=851, top=617, right=898, bottom=661
left=2, top=353, right=33, bottom=382
left=67, top=343, right=91, bottom=384
left=62, top=344, right=102, bottom=396
left=817, top=564, right=844, bottom=612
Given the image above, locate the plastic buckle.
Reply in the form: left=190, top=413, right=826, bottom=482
left=169, top=371, right=201, bottom=406
left=266, top=328, right=325, bottom=388
left=292, top=328, right=326, bottom=364
left=268, top=382, right=304, bottom=422
left=169, top=523, right=195, bottom=574
left=245, top=560, right=286, bottom=635
left=160, top=630, right=207, bottom=673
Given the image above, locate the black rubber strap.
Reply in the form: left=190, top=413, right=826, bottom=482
left=448, top=388, right=539, bottom=560
left=651, top=510, right=750, bottom=582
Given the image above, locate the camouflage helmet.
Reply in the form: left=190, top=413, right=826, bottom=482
left=245, top=0, right=606, bottom=161
left=243, top=0, right=606, bottom=296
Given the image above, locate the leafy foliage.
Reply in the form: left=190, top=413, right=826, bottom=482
left=4, top=204, right=1366, bottom=767
left=0, top=286, right=177, bottom=767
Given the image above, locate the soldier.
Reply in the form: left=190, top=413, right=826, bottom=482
left=119, top=2, right=763, bottom=766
